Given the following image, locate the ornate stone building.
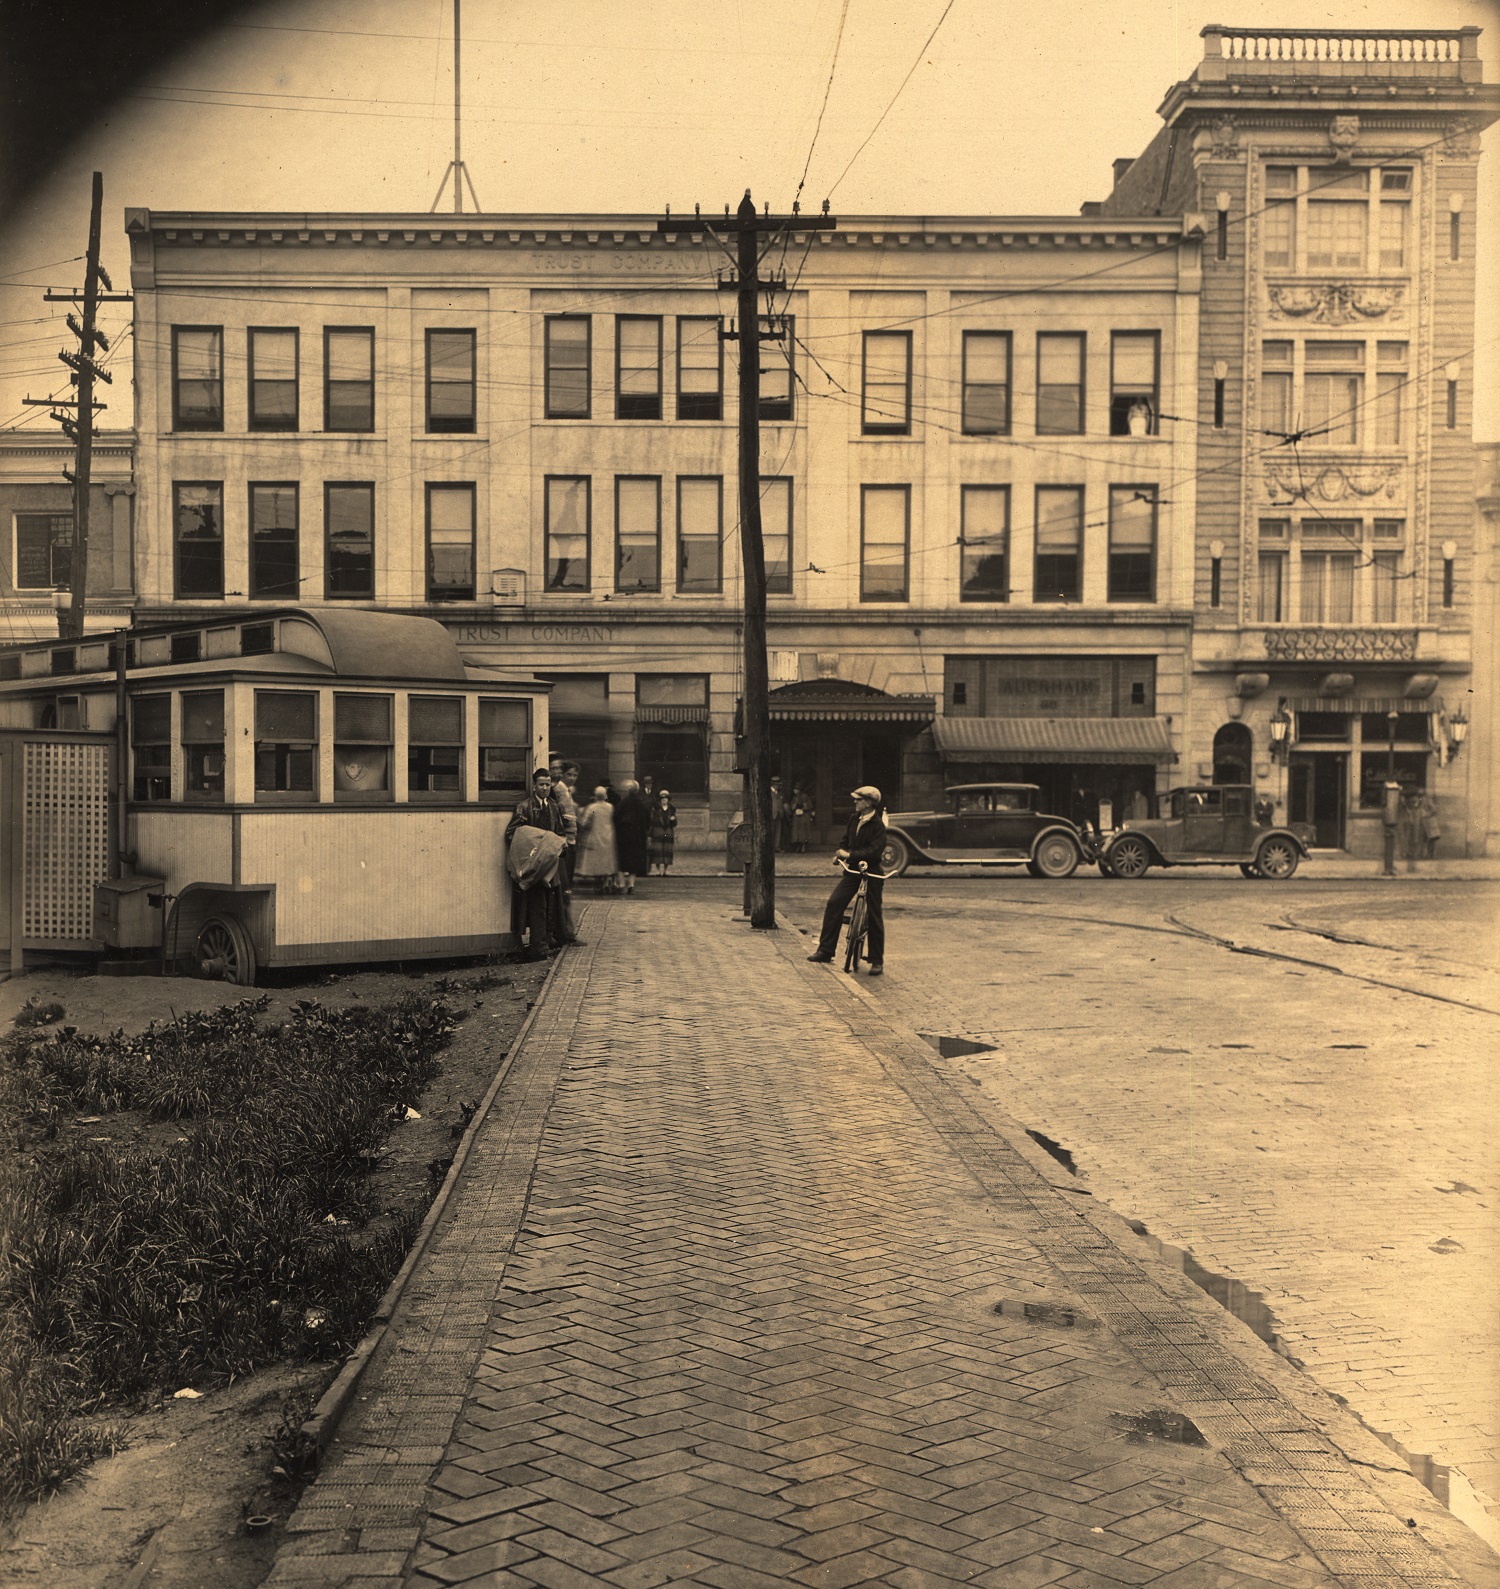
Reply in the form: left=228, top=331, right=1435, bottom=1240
left=1100, top=25, right=1498, bottom=854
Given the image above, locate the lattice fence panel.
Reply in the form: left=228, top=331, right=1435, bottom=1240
left=22, top=742, right=110, bottom=943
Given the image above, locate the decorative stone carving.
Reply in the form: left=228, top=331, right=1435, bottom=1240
left=1440, top=118, right=1482, bottom=160
left=1210, top=116, right=1240, bottom=157
left=1328, top=115, right=1360, bottom=162
left=1267, top=282, right=1405, bottom=323
left=1264, top=461, right=1402, bottom=506
left=1263, top=628, right=1417, bottom=662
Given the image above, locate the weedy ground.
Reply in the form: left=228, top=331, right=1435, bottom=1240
left=0, top=953, right=548, bottom=1587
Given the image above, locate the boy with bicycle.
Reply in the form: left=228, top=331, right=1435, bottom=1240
left=807, top=785, right=888, bottom=975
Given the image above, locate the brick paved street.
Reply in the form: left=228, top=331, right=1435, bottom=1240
left=776, top=874, right=1500, bottom=1554
left=267, top=892, right=1498, bottom=1588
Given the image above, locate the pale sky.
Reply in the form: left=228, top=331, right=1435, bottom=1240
left=1, top=0, right=1496, bottom=436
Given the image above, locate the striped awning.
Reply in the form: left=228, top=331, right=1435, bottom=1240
left=636, top=704, right=709, bottom=724
left=933, top=715, right=1177, bottom=765
left=765, top=692, right=936, bottom=724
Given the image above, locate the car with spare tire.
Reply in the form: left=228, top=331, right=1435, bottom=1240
left=1098, top=784, right=1308, bottom=879
left=879, top=783, right=1089, bottom=879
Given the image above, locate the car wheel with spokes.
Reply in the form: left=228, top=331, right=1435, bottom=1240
left=1031, top=832, right=1080, bottom=879
left=1106, top=836, right=1152, bottom=879
left=1255, top=835, right=1300, bottom=880
left=880, top=835, right=910, bottom=877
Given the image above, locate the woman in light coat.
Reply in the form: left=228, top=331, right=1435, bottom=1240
left=576, top=785, right=622, bottom=893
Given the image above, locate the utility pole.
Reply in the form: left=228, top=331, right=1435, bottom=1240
left=23, top=171, right=128, bottom=639
left=657, top=192, right=836, bottom=928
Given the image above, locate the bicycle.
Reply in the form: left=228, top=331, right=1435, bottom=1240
left=835, top=859, right=896, bottom=975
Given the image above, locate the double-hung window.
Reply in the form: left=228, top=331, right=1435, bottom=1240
left=545, top=317, right=590, bottom=417
left=426, top=483, right=475, bottom=601
left=1263, top=167, right=1297, bottom=269
left=1304, top=342, right=1362, bottom=445
left=1107, top=486, right=1157, bottom=602
left=408, top=696, right=464, bottom=796
left=1380, top=170, right=1411, bottom=270
left=615, top=476, right=661, bottom=593
left=1034, top=486, right=1083, bottom=602
left=131, top=694, right=172, bottom=802
left=1257, top=520, right=1289, bottom=622
left=676, top=477, right=722, bottom=594
left=860, top=485, right=909, bottom=602
left=1260, top=341, right=1294, bottom=438
left=961, top=332, right=1010, bottom=435
left=545, top=476, right=590, bottom=592
left=249, top=483, right=299, bottom=599
left=760, top=477, right=792, bottom=596
left=248, top=328, right=298, bottom=429
left=861, top=331, right=911, bottom=435
left=426, top=329, right=476, bottom=433
left=1375, top=342, right=1406, bottom=446
left=1307, top=168, right=1368, bottom=271
left=676, top=318, right=722, bottom=420
left=1371, top=519, right=1404, bottom=622
left=1109, top=332, right=1159, bottom=435
left=759, top=315, right=794, bottom=421
left=13, top=513, right=71, bottom=590
left=616, top=316, right=662, bottom=420
left=1036, top=334, right=1085, bottom=434
left=172, top=327, right=222, bottom=431
left=960, top=486, right=1009, bottom=602
left=174, top=482, right=224, bottom=599
left=324, top=328, right=374, bottom=431
left=254, top=691, right=317, bottom=797
left=325, top=483, right=375, bottom=599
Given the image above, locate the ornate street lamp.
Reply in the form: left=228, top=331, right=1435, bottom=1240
left=1268, top=700, right=1293, bottom=763
left=1448, top=704, right=1469, bottom=759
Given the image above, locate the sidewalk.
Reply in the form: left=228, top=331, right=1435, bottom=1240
left=265, top=899, right=1500, bottom=1589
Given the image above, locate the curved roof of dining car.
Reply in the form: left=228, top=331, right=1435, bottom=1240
left=0, top=608, right=548, bottom=692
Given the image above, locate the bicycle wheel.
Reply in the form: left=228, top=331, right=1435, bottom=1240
left=843, top=894, right=868, bottom=973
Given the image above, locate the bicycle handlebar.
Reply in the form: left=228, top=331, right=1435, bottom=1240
left=835, top=859, right=897, bottom=881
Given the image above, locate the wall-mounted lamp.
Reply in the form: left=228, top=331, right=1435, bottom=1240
left=1448, top=703, right=1469, bottom=759
left=1269, top=698, right=1293, bottom=763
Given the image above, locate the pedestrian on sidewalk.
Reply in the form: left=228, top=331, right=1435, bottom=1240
left=790, top=784, right=813, bottom=852
left=1417, top=791, right=1441, bottom=858
left=614, top=779, right=651, bottom=895
left=648, top=788, right=678, bottom=875
left=505, top=768, right=570, bottom=960
left=807, top=785, right=888, bottom=975
left=576, top=785, right=622, bottom=893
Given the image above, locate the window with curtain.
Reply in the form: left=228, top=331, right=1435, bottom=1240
left=1107, top=486, right=1156, bottom=601
left=248, top=328, right=298, bottom=429
left=324, top=327, right=374, bottom=431
left=760, top=476, right=793, bottom=595
left=676, top=477, right=722, bottom=594
left=1036, top=333, right=1085, bottom=434
left=959, top=485, right=1008, bottom=601
left=1109, top=333, right=1159, bottom=435
left=426, top=483, right=475, bottom=600
left=545, top=317, right=590, bottom=418
left=1304, top=342, right=1362, bottom=445
left=1299, top=549, right=1357, bottom=623
left=961, top=332, right=1010, bottom=434
left=1259, top=341, right=1293, bottom=436
left=758, top=315, right=795, bottom=421
left=1263, top=167, right=1297, bottom=269
left=861, top=331, right=911, bottom=434
left=676, top=317, right=722, bottom=421
left=545, top=476, right=590, bottom=592
left=1306, top=168, right=1368, bottom=270
left=615, top=476, right=661, bottom=593
left=1379, top=170, right=1411, bottom=269
left=1375, top=342, right=1406, bottom=445
left=860, top=485, right=909, bottom=601
left=616, top=316, right=662, bottom=419
left=1034, top=486, right=1083, bottom=601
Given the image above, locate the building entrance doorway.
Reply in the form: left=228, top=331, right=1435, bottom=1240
left=773, top=727, right=903, bottom=849
left=1288, top=752, right=1347, bottom=848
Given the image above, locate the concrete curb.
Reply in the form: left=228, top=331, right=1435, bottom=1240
left=295, top=943, right=572, bottom=1466
left=768, top=907, right=1500, bottom=1586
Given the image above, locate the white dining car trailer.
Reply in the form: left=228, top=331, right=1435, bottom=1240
left=0, top=608, right=549, bottom=983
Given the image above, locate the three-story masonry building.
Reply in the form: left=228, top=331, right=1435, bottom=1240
left=106, top=23, right=1497, bottom=854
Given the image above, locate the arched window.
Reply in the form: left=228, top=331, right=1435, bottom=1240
left=1213, top=722, right=1253, bottom=785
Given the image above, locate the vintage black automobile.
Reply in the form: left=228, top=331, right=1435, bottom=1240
left=879, top=783, right=1088, bottom=879
left=1098, top=784, right=1309, bottom=879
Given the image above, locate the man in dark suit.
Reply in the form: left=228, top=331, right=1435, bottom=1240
left=807, top=785, right=888, bottom=975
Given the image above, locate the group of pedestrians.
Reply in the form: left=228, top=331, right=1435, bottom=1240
left=505, top=758, right=680, bottom=961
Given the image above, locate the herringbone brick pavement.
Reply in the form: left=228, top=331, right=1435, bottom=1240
left=268, top=899, right=1489, bottom=1588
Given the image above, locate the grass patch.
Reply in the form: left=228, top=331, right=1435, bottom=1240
left=0, top=992, right=456, bottom=1505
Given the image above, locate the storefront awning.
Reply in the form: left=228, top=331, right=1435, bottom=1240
left=932, top=715, right=1177, bottom=765
left=763, top=681, right=935, bottom=724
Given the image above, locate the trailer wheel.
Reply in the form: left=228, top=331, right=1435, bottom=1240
left=196, top=915, right=258, bottom=986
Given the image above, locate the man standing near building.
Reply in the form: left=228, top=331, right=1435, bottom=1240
left=506, top=768, right=570, bottom=960
left=806, top=786, right=888, bottom=975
